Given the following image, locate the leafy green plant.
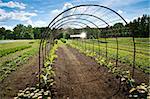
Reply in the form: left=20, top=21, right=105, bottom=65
left=40, top=40, right=61, bottom=89
left=60, top=38, right=67, bottom=43
left=40, top=66, right=55, bottom=86
left=48, top=54, right=58, bottom=64
left=86, top=51, right=96, bottom=57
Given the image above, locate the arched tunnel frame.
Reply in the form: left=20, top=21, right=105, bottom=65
left=38, top=4, right=136, bottom=97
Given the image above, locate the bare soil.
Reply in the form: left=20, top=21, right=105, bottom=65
left=52, top=45, right=127, bottom=99
left=0, top=55, right=39, bottom=99
left=0, top=45, right=148, bottom=99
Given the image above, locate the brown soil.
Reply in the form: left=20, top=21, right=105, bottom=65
left=52, top=45, right=127, bottom=99
left=0, top=55, right=39, bottom=99
left=0, top=45, right=148, bottom=99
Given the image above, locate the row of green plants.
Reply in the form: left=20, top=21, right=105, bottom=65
left=14, top=40, right=62, bottom=99
left=71, top=40, right=149, bottom=73
left=0, top=45, right=32, bottom=57
left=89, top=38, right=149, bottom=55
left=77, top=38, right=149, bottom=54
left=69, top=40, right=149, bottom=98
left=40, top=41, right=59, bottom=88
left=86, top=39, right=149, bottom=59
left=0, top=47, right=38, bottom=81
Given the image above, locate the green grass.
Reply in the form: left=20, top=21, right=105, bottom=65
left=69, top=37, right=150, bottom=73
left=0, top=40, right=35, bottom=49
left=0, top=45, right=32, bottom=57
left=0, top=40, right=39, bottom=81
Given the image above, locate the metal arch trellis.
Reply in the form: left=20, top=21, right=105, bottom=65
left=52, top=21, right=101, bottom=60
left=49, top=19, right=102, bottom=53
left=52, top=19, right=104, bottom=53
left=42, top=12, right=110, bottom=66
left=51, top=18, right=102, bottom=53
left=39, top=4, right=127, bottom=43
left=39, top=4, right=128, bottom=59
left=41, top=12, right=111, bottom=62
left=45, top=16, right=109, bottom=63
left=38, top=4, right=136, bottom=98
left=52, top=21, right=96, bottom=52
left=39, top=16, right=102, bottom=83
left=48, top=13, right=111, bottom=56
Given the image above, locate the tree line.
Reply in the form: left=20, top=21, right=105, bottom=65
left=0, top=14, right=149, bottom=40
left=127, top=14, right=149, bottom=37
left=58, top=14, right=149, bottom=39
left=108, top=14, right=149, bottom=37
left=105, top=14, right=149, bottom=37
left=0, top=24, right=46, bottom=40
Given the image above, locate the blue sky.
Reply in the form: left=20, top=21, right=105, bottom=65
left=0, top=0, right=149, bottom=30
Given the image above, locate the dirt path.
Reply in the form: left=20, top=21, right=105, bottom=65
left=0, top=55, right=39, bottom=99
left=53, top=45, right=126, bottom=99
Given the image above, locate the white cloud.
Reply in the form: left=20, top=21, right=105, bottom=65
left=26, top=19, right=33, bottom=25
left=50, top=2, right=79, bottom=22
left=48, top=2, right=75, bottom=28
left=11, top=11, right=37, bottom=21
left=51, top=9, right=62, bottom=16
left=63, top=2, right=73, bottom=10
left=0, top=1, right=26, bottom=9
left=24, top=19, right=48, bottom=27
left=33, top=20, right=48, bottom=27
left=50, top=2, right=74, bottom=17
left=0, top=8, right=37, bottom=22
left=0, top=9, right=10, bottom=21
left=117, top=10, right=123, bottom=14
left=34, top=10, right=38, bottom=13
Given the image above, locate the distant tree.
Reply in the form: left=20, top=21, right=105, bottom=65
left=13, top=24, right=25, bottom=39
left=113, top=23, right=124, bottom=28
left=105, top=14, right=150, bottom=37
left=0, top=27, right=5, bottom=39
left=13, top=24, right=35, bottom=39
left=5, top=30, right=13, bottom=39
left=33, top=27, right=41, bottom=39
left=24, top=25, right=34, bottom=39
left=128, top=14, right=149, bottom=37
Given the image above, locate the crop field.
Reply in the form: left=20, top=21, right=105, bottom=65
left=0, top=40, right=39, bottom=81
left=69, top=38, right=150, bottom=73
left=0, top=38, right=149, bottom=98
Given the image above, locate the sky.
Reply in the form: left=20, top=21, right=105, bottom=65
left=0, top=0, right=149, bottom=30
